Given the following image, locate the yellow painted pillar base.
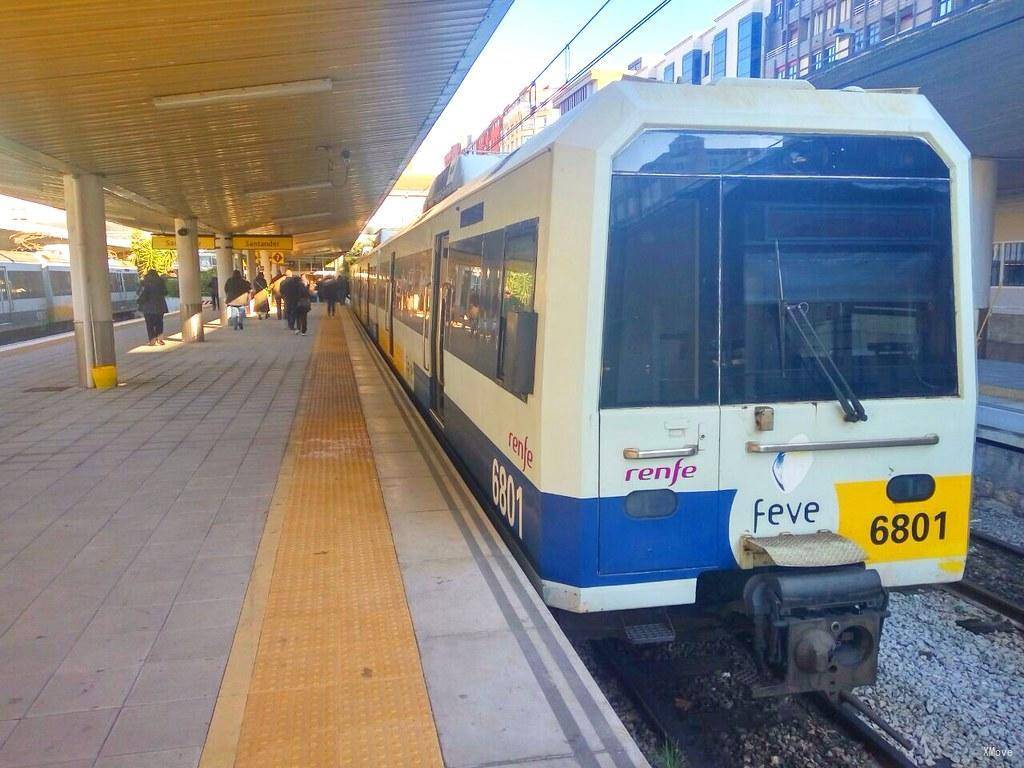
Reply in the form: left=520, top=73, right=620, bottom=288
left=92, top=365, right=118, bottom=389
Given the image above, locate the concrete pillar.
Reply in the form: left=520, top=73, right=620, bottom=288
left=971, top=158, right=998, bottom=357
left=215, top=235, right=233, bottom=326
left=245, top=251, right=256, bottom=283
left=175, top=217, right=204, bottom=343
left=260, top=251, right=272, bottom=281
left=63, top=173, right=117, bottom=388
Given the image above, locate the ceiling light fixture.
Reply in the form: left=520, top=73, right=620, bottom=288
left=153, top=78, right=334, bottom=109
left=245, top=181, right=334, bottom=197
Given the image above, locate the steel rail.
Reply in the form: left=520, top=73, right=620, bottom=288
left=945, top=580, right=1024, bottom=627
left=971, top=529, right=1024, bottom=560
left=808, top=693, right=921, bottom=768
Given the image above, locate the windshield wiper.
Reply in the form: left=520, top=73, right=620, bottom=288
left=785, top=302, right=868, bottom=423
left=773, top=242, right=867, bottom=423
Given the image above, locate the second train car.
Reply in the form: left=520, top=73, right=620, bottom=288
left=352, top=79, right=975, bottom=694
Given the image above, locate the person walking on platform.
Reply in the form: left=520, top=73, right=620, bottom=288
left=293, top=274, right=314, bottom=336
left=280, top=269, right=302, bottom=331
left=252, top=270, right=270, bottom=320
left=224, top=269, right=252, bottom=331
left=337, top=273, right=350, bottom=305
left=208, top=275, right=219, bottom=310
left=320, top=276, right=338, bottom=317
left=137, top=269, right=168, bottom=346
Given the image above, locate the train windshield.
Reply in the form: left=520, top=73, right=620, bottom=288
left=601, top=132, right=957, bottom=410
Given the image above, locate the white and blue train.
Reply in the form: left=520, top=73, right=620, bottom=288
left=353, top=79, right=976, bottom=694
left=0, top=251, right=139, bottom=342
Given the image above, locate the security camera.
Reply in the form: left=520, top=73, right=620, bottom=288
left=177, top=226, right=189, bottom=236
left=341, top=149, right=351, bottom=160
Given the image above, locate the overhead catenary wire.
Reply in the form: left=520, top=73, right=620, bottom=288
left=479, top=0, right=675, bottom=153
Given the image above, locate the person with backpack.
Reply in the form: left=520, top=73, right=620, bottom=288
left=252, top=270, right=270, bottom=320
left=137, top=269, right=169, bottom=346
left=224, top=269, right=252, bottom=330
left=292, top=274, right=314, bottom=336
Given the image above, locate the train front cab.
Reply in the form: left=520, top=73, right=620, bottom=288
left=586, top=89, right=975, bottom=695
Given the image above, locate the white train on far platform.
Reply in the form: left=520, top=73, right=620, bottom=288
left=0, top=251, right=139, bottom=342
left=353, top=79, right=976, bottom=695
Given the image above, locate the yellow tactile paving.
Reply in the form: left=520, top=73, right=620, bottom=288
left=200, top=312, right=444, bottom=768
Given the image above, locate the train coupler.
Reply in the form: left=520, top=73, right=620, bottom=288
left=742, top=566, right=888, bottom=698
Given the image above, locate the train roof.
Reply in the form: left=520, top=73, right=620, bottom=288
left=367, top=78, right=967, bottom=256
left=0, top=250, right=136, bottom=269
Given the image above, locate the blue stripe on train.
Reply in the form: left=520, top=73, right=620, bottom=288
left=442, top=398, right=738, bottom=590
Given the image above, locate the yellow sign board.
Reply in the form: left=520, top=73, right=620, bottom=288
left=271, top=252, right=285, bottom=264
left=233, top=235, right=293, bottom=251
left=152, top=234, right=217, bottom=250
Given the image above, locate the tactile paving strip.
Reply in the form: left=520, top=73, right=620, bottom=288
left=229, top=316, right=443, bottom=767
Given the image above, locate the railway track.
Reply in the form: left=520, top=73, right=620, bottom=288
left=949, top=528, right=1024, bottom=627
left=971, top=528, right=1024, bottom=560
left=591, top=638, right=918, bottom=768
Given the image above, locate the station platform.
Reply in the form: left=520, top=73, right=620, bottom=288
left=978, top=359, right=1024, bottom=449
left=0, top=307, right=647, bottom=768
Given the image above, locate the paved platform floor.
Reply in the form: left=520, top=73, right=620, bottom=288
left=1, top=306, right=648, bottom=768
left=0, top=309, right=311, bottom=767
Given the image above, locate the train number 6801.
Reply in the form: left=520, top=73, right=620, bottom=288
left=491, top=459, right=524, bottom=539
left=870, top=511, right=946, bottom=545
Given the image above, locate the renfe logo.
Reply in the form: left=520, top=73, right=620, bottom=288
left=625, top=458, right=697, bottom=486
left=507, top=432, right=533, bottom=471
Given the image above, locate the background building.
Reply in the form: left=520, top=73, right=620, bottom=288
left=764, top=0, right=986, bottom=80
left=640, top=0, right=770, bottom=84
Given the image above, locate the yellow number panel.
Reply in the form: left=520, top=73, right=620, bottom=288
left=836, top=475, right=971, bottom=565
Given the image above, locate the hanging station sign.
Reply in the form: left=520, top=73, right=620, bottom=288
left=151, top=234, right=217, bottom=250
left=150, top=234, right=294, bottom=251
left=232, top=235, right=294, bottom=251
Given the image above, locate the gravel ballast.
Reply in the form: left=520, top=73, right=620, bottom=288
left=860, top=589, right=1024, bottom=767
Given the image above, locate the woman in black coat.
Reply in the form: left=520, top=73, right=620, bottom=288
left=137, top=269, right=169, bottom=345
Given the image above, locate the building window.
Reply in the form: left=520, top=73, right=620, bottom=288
left=799, top=55, right=810, bottom=76
left=682, top=50, right=702, bottom=84
left=812, top=49, right=824, bottom=70
left=788, top=61, right=799, bottom=78
left=853, top=29, right=865, bottom=52
left=813, top=10, right=824, bottom=36
left=712, top=30, right=728, bottom=80
left=826, top=4, right=837, bottom=30
left=737, top=13, right=763, bottom=78
left=823, top=44, right=836, bottom=64
left=703, top=51, right=711, bottom=77
left=839, top=0, right=850, bottom=22
left=663, top=63, right=676, bottom=82
left=936, top=0, right=953, bottom=19
left=867, top=22, right=880, bottom=46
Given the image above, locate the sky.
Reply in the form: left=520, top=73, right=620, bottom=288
left=407, top=0, right=740, bottom=174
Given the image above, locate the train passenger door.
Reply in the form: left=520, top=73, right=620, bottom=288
left=387, top=252, right=395, bottom=356
left=0, top=267, right=11, bottom=327
left=598, top=176, right=730, bottom=578
left=429, top=232, right=449, bottom=422
left=717, top=175, right=964, bottom=567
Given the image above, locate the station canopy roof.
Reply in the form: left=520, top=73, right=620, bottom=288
left=0, top=0, right=511, bottom=253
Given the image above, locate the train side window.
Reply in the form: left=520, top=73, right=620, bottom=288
left=497, top=219, right=539, bottom=390
left=448, top=230, right=505, bottom=379
left=8, top=270, right=45, bottom=299
left=601, top=176, right=719, bottom=409
left=123, top=272, right=140, bottom=293
left=448, top=234, right=484, bottom=367
left=49, top=270, right=73, bottom=296
left=394, top=249, right=431, bottom=332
